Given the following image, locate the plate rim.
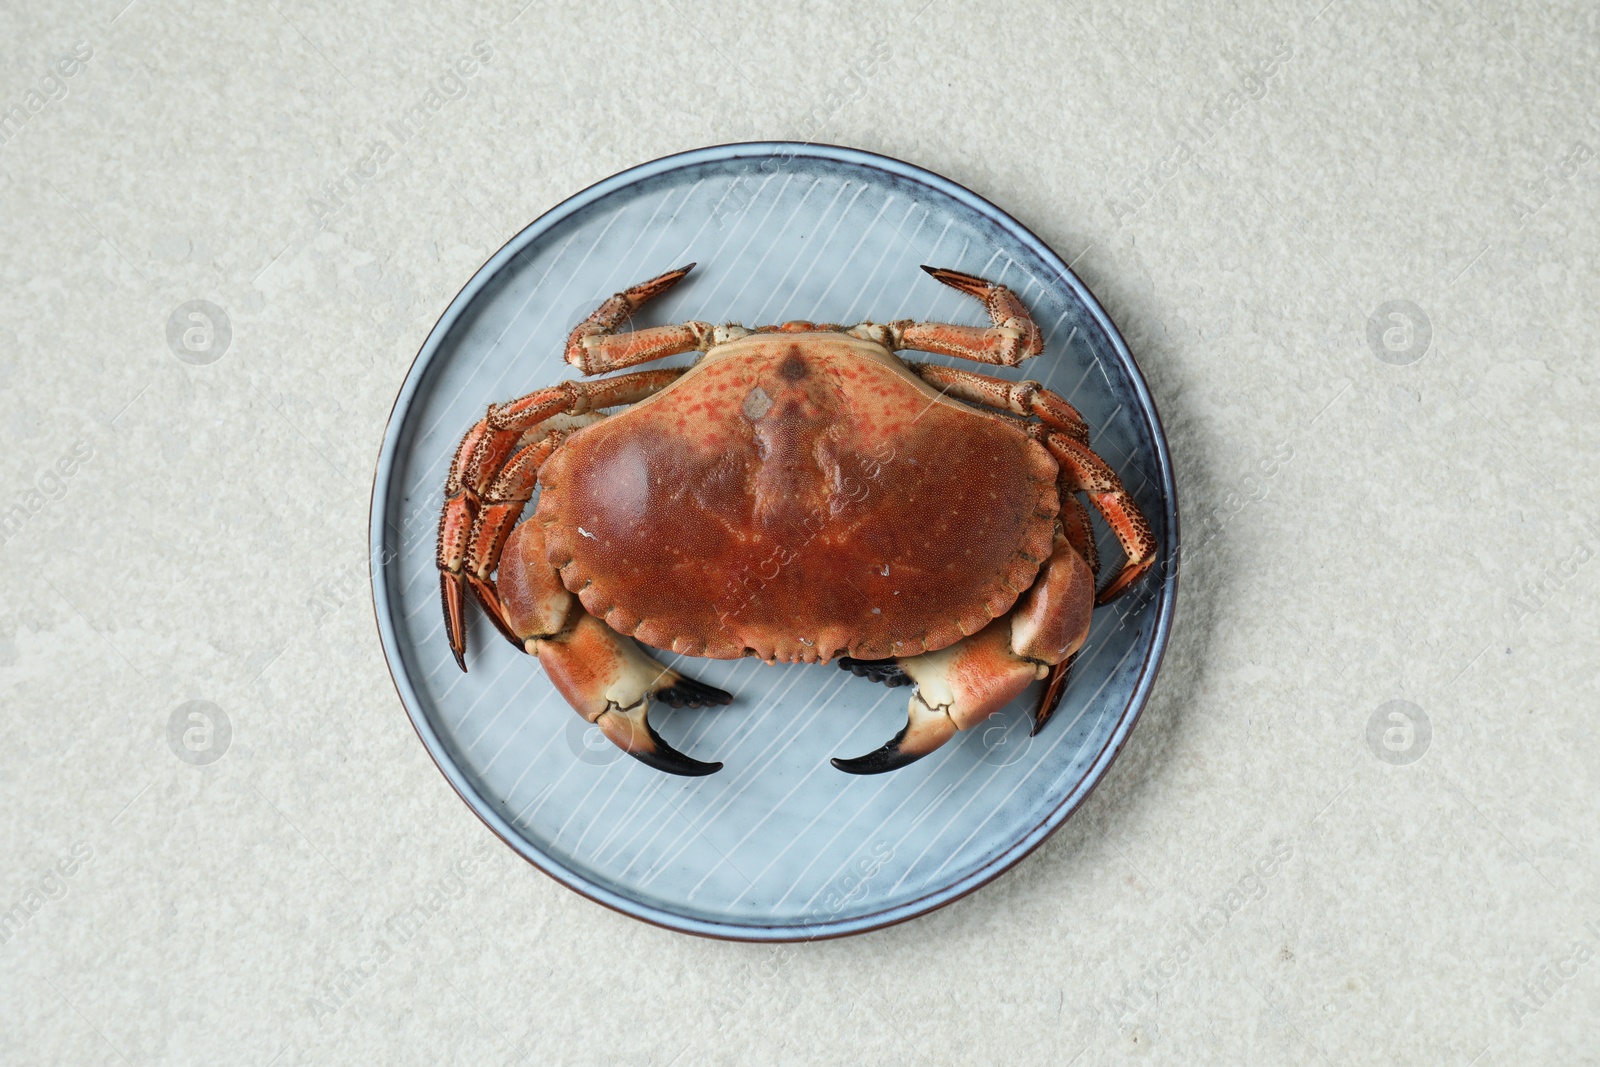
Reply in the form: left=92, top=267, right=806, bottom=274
left=368, top=140, right=1180, bottom=942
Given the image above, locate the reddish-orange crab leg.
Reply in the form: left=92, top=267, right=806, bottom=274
left=907, top=362, right=1089, bottom=444
left=833, top=533, right=1095, bottom=773
left=462, top=433, right=561, bottom=646
left=439, top=367, right=686, bottom=670
left=1059, top=493, right=1100, bottom=579
left=438, top=415, right=523, bottom=670
left=489, top=367, right=685, bottom=433
left=890, top=266, right=1045, bottom=367
left=498, top=522, right=731, bottom=776
left=564, top=265, right=715, bottom=375
left=1039, top=431, right=1156, bottom=604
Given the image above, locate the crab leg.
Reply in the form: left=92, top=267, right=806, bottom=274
left=832, top=532, right=1095, bottom=774
left=889, top=266, right=1045, bottom=367
left=462, top=433, right=561, bottom=647
left=438, top=414, right=523, bottom=670
left=1060, top=493, right=1099, bottom=579
left=564, top=265, right=715, bottom=375
left=1039, top=430, right=1156, bottom=603
left=489, top=368, right=685, bottom=433
left=498, top=521, right=731, bottom=776
left=908, top=362, right=1089, bottom=443
left=439, top=368, right=685, bottom=670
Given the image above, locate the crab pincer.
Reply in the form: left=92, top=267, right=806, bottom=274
left=497, top=520, right=731, bottom=776
left=831, top=530, right=1096, bottom=774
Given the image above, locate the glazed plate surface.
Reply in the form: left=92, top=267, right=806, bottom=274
left=370, top=142, right=1177, bottom=940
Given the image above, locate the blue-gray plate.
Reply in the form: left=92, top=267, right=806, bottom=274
left=369, top=143, right=1177, bottom=940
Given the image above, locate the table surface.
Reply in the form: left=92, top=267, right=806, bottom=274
left=2, top=2, right=1596, bottom=1064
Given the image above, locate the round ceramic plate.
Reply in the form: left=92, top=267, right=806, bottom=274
left=370, top=143, right=1177, bottom=940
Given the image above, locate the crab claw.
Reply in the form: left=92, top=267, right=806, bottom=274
left=534, top=613, right=727, bottom=776
left=830, top=688, right=960, bottom=775
left=832, top=618, right=1045, bottom=775
left=837, top=657, right=913, bottom=688
left=655, top=673, right=737, bottom=709
left=496, top=520, right=730, bottom=774
left=593, top=698, right=723, bottom=777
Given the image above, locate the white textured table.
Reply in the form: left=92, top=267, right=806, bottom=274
left=2, top=2, right=1595, bottom=1064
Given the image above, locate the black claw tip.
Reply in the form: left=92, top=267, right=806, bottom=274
left=838, top=657, right=912, bottom=688
left=628, top=749, right=723, bottom=777
left=830, top=748, right=928, bottom=775
left=630, top=716, right=722, bottom=776
left=830, top=726, right=927, bottom=775
left=655, top=675, right=734, bottom=708
left=451, top=646, right=467, bottom=673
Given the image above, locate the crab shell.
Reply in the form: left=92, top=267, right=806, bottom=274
left=532, top=332, right=1061, bottom=665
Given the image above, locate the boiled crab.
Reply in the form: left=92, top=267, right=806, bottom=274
left=436, top=265, right=1155, bottom=776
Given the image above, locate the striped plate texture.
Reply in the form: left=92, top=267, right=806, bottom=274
left=370, top=143, right=1177, bottom=940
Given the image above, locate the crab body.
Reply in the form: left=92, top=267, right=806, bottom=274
left=437, top=265, right=1155, bottom=776
left=537, top=332, right=1058, bottom=666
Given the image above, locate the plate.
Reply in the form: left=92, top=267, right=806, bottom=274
left=369, top=143, right=1178, bottom=940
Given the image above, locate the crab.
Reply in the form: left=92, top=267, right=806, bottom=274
left=436, top=264, right=1155, bottom=776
